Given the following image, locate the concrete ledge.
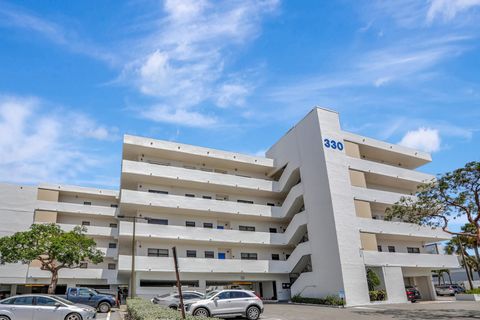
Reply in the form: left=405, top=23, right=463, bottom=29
left=456, top=294, right=480, bottom=301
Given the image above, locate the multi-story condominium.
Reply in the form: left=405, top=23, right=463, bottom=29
left=0, top=107, right=459, bottom=306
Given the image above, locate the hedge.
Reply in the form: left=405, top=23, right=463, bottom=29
left=465, top=288, right=480, bottom=294
left=369, top=290, right=387, bottom=301
left=291, top=294, right=345, bottom=306
left=126, top=298, right=217, bottom=320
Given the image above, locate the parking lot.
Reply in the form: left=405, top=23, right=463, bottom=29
left=96, top=309, right=123, bottom=320
left=260, top=301, right=480, bottom=320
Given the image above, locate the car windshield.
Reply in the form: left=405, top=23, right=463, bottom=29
left=157, top=294, right=170, bottom=298
left=52, top=296, right=75, bottom=305
left=205, top=291, right=219, bottom=299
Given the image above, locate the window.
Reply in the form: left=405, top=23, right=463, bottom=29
left=388, top=246, right=396, bottom=253
left=140, top=280, right=199, bottom=287
left=185, top=194, right=195, bottom=197
left=203, top=222, right=213, bottom=228
left=13, top=296, right=34, bottom=305
left=148, top=189, right=168, bottom=194
left=79, top=262, right=88, bottom=268
left=109, top=243, right=117, bottom=249
left=377, top=245, right=382, bottom=252
left=407, top=247, right=420, bottom=254
left=36, top=296, right=58, bottom=306
left=217, top=291, right=232, bottom=299
left=267, top=203, right=275, bottom=206
left=241, top=253, right=258, bottom=260
left=269, top=228, right=277, bottom=233
left=108, top=263, right=116, bottom=270
left=78, top=288, right=92, bottom=297
left=186, top=250, right=197, bottom=258
left=81, top=221, right=90, bottom=226
left=205, top=251, right=214, bottom=259
left=214, top=169, right=228, bottom=174
left=148, top=218, right=168, bottom=225
left=109, top=223, right=118, bottom=228
left=110, top=204, right=118, bottom=208
left=84, top=201, right=91, bottom=205
left=286, top=254, right=290, bottom=259
left=202, top=196, right=212, bottom=199
left=237, top=199, right=254, bottom=204
left=148, top=248, right=169, bottom=257
left=186, top=221, right=196, bottom=227
left=239, top=225, right=255, bottom=232
left=215, top=194, right=229, bottom=201
left=271, top=254, right=280, bottom=260
left=231, top=291, right=253, bottom=298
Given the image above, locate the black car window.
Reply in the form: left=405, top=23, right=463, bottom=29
left=0, top=298, right=14, bottom=305
left=217, top=292, right=231, bottom=300
left=231, top=291, right=251, bottom=298
left=183, top=294, right=195, bottom=299
left=13, top=296, right=34, bottom=305
left=36, top=297, right=58, bottom=306
left=78, top=288, right=92, bottom=297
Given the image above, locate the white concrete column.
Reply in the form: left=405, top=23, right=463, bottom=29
left=10, top=284, right=17, bottom=296
left=383, top=267, right=407, bottom=303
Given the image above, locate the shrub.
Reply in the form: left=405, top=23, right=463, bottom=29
left=126, top=298, right=217, bottom=320
left=291, top=294, right=345, bottom=306
left=465, top=288, right=480, bottom=294
left=369, top=290, right=387, bottom=301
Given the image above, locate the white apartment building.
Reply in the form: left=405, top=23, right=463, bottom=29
left=0, top=107, right=459, bottom=306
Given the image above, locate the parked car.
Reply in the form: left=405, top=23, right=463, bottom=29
left=186, top=289, right=263, bottom=320
left=0, top=294, right=96, bottom=320
left=61, top=287, right=117, bottom=313
left=435, top=284, right=465, bottom=296
left=405, top=286, right=421, bottom=302
left=151, top=291, right=204, bottom=309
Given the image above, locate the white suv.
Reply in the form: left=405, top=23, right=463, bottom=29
left=185, top=289, right=263, bottom=319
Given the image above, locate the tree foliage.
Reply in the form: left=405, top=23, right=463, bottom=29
left=366, top=268, right=381, bottom=291
left=0, top=224, right=103, bottom=293
left=385, top=161, right=480, bottom=243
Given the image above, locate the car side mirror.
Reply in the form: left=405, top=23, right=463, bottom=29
left=54, top=302, right=62, bottom=307
left=213, top=297, right=219, bottom=301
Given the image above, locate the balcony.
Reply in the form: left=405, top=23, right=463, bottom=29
left=98, top=247, right=119, bottom=259
left=120, top=183, right=304, bottom=220
left=119, top=213, right=307, bottom=246
left=123, top=135, right=275, bottom=174
left=57, top=223, right=118, bottom=238
left=357, top=218, right=452, bottom=242
left=342, top=131, right=431, bottom=169
left=346, top=157, right=434, bottom=185
left=351, top=186, right=412, bottom=205
left=362, top=251, right=460, bottom=268
left=36, top=200, right=117, bottom=217
left=28, top=267, right=118, bottom=282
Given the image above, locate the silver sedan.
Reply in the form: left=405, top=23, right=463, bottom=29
left=0, top=294, right=96, bottom=320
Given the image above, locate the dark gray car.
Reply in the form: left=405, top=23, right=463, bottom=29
left=0, top=294, right=96, bottom=320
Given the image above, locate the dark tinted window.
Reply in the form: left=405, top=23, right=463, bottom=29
left=241, top=253, right=257, bottom=260
left=186, top=221, right=196, bottom=227
left=203, top=223, right=213, bottom=228
left=148, top=248, right=169, bottom=257
left=231, top=291, right=251, bottom=298
left=217, top=292, right=231, bottom=300
left=14, top=296, right=34, bottom=305
left=271, top=254, right=280, bottom=260
left=148, top=218, right=168, bottom=225
left=205, top=251, right=214, bottom=258
left=0, top=298, right=15, bottom=305
left=36, top=296, right=58, bottom=306
left=187, top=250, right=197, bottom=258
left=239, top=226, right=255, bottom=232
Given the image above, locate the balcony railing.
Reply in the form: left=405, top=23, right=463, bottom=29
left=36, top=200, right=117, bottom=217
left=362, top=250, right=459, bottom=268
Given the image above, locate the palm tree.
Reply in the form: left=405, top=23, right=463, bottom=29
left=445, top=236, right=474, bottom=289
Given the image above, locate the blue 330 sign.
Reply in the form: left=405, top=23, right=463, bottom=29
left=323, top=138, right=344, bottom=151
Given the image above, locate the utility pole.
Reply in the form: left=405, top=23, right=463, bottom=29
left=172, top=246, right=185, bottom=319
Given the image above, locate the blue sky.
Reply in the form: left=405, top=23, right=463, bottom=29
left=0, top=0, right=479, bottom=189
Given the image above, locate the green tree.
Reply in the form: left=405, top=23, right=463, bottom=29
left=0, top=224, right=103, bottom=294
left=366, top=268, right=381, bottom=291
left=385, top=161, right=480, bottom=243
left=445, top=236, right=475, bottom=289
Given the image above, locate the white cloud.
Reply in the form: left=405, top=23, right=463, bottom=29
left=139, top=105, right=216, bottom=127
left=399, top=127, right=441, bottom=152
left=122, top=0, right=279, bottom=124
left=0, top=95, right=117, bottom=184
left=427, top=0, right=480, bottom=23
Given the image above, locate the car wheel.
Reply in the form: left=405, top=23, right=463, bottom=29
left=65, top=313, right=82, bottom=320
left=169, top=305, right=178, bottom=310
left=98, top=302, right=111, bottom=313
left=246, top=306, right=260, bottom=320
left=193, top=307, right=210, bottom=317
left=0, top=315, right=11, bottom=320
